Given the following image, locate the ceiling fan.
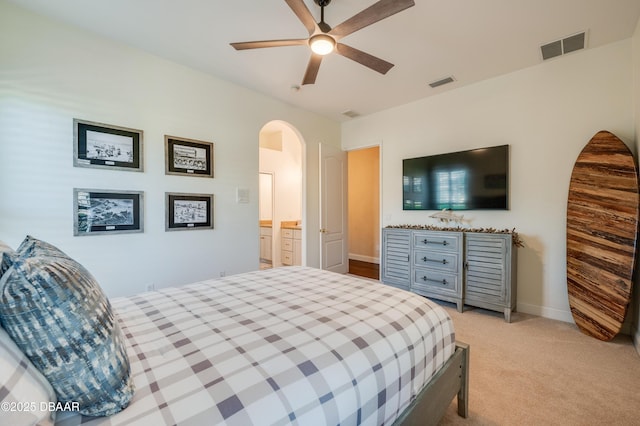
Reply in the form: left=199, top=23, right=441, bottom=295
left=230, top=0, right=415, bottom=85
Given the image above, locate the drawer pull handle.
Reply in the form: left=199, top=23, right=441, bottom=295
left=422, top=239, right=448, bottom=246
left=422, top=256, right=447, bottom=265
left=421, top=276, right=448, bottom=285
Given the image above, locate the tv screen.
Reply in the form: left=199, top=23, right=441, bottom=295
left=403, top=145, right=509, bottom=211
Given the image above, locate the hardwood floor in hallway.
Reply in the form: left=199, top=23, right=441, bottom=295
left=348, top=259, right=379, bottom=280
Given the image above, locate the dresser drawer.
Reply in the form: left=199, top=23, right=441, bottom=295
left=414, top=249, right=459, bottom=273
left=282, top=250, right=293, bottom=265
left=282, top=228, right=294, bottom=239
left=413, top=232, right=460, bottom=252
left=260, top=227, right=272, bottom=237
left=412, top=269, right=459, bottom=294
left=282, top=238, right=293, bottom=251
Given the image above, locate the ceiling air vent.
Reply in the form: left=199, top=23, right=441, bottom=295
left=541, top=31, right=586, bottom=60
left=342, top=110, right=360, bottom=118
left=429, top=76, right=455, bottom=89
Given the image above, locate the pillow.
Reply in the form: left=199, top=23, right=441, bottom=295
left=0, top=236, right=134, bottom=417
left=16, top=235, right=69, bottom=259
left=0, top=240, right=15, bottom=277
left=0, top=327, right=57, bottom=426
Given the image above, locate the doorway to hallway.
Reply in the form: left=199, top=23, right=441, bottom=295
left=347, top=146, right=380, bottom=280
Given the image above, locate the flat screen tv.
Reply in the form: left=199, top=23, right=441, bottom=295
left=403, top=144, right=509, bottom=211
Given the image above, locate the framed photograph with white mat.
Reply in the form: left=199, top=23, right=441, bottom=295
left=73, top=119, right=143, bottom=172
left=73, top=188, right=144, bottom=236
left=165, top=135, right=214, bottom=178
left=165, top=192, right=214, bottom=231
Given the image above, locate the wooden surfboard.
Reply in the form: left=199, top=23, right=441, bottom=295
left=567, top=130, right=639, bottom=341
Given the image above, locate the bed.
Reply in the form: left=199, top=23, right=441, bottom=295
left=0, top=237, right=468, bottom=426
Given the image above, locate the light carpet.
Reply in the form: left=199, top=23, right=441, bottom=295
left=438, top=305, right=640, bottom=425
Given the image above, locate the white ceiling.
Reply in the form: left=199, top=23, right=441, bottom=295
left=7, top=0, right=640, bottom=122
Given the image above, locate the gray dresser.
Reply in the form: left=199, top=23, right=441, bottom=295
left=382, top=227, right=517, bottom=322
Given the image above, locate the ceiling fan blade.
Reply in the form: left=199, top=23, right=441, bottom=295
left=329, top=0, right=415, bottom=39
left=230, top=39, right=308, bottom=50
left=285, top=0, right=320, bottom=36
left=302, top=54, right=323, bottom=85
left=335, top=43, right=394, bottom=75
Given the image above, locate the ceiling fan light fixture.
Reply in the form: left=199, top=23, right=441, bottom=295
left=231, top=0, right=416, bottom=85
left=309, top=34, right=335, bottom=55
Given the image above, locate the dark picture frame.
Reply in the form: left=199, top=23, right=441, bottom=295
left=73, top=119, right=143, bottom=172
left=73, top=189, right=144, bottom=236
left=165, top=135, right=214, bottom=178
left=165, top=192, right=214, bottom=231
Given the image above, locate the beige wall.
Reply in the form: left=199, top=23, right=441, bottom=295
left=343, top=39, right=634, bottom=324
left=0, top=2, right=340, bottom=297
left=347, top=147, right=380, bottom=263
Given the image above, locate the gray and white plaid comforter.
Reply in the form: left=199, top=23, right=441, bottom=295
left=56, top=266, right=455, bottom=426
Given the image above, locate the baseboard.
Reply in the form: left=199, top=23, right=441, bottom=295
left=518, top=303, right=640, bottom=346
left=348, top=254, right=379, bottom=264
left=516, top=302, right=574, bottom=323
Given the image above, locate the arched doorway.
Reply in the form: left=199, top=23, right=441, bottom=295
left=258, top=121, right=304, bottom=268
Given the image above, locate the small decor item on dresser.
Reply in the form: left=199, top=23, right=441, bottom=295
left=73, top=119, right=143, bottom=172
left=73, top=188, right=144, bottom=236
left=165, top=135, right=214, bottom=178
left=430, top=209, right=466, bottom=225
left=165, top=192, right=214, bottom=231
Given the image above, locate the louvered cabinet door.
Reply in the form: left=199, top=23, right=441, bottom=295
left=381, top=228, right=412, bottom=291
left=464, top=233, right=517, bottom=322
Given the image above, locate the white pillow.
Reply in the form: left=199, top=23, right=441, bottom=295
left=0, top=240, right=15, bottom=277
left=0, top=326, right=57, bottom=426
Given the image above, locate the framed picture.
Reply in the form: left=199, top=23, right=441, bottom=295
left=73, top=189, right=144, bottom=236
left=165, top=135, right=214, bottom=178
left=73, top=119, right=143, bottom=172
left=165, top=192, right=214, bottom=231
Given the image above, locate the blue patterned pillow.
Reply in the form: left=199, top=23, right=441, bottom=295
left=16, top=235, right=69, bottom=259
left=0, top=237, right=134, bottom=417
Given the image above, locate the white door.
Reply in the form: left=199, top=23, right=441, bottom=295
left=320, top=143, right=348, bottom=273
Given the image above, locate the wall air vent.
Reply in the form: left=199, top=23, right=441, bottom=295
left=342, top=110, right=360, bottom=118
left=541, top=31, right=586, bottom=60
left=429, top=76, right=455, bottom=88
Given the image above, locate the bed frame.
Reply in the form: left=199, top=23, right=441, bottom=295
left=393, top=342, right=470, bottom=425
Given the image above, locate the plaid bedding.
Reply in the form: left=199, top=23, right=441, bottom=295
left=55, top=266, right=455, bottom=426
